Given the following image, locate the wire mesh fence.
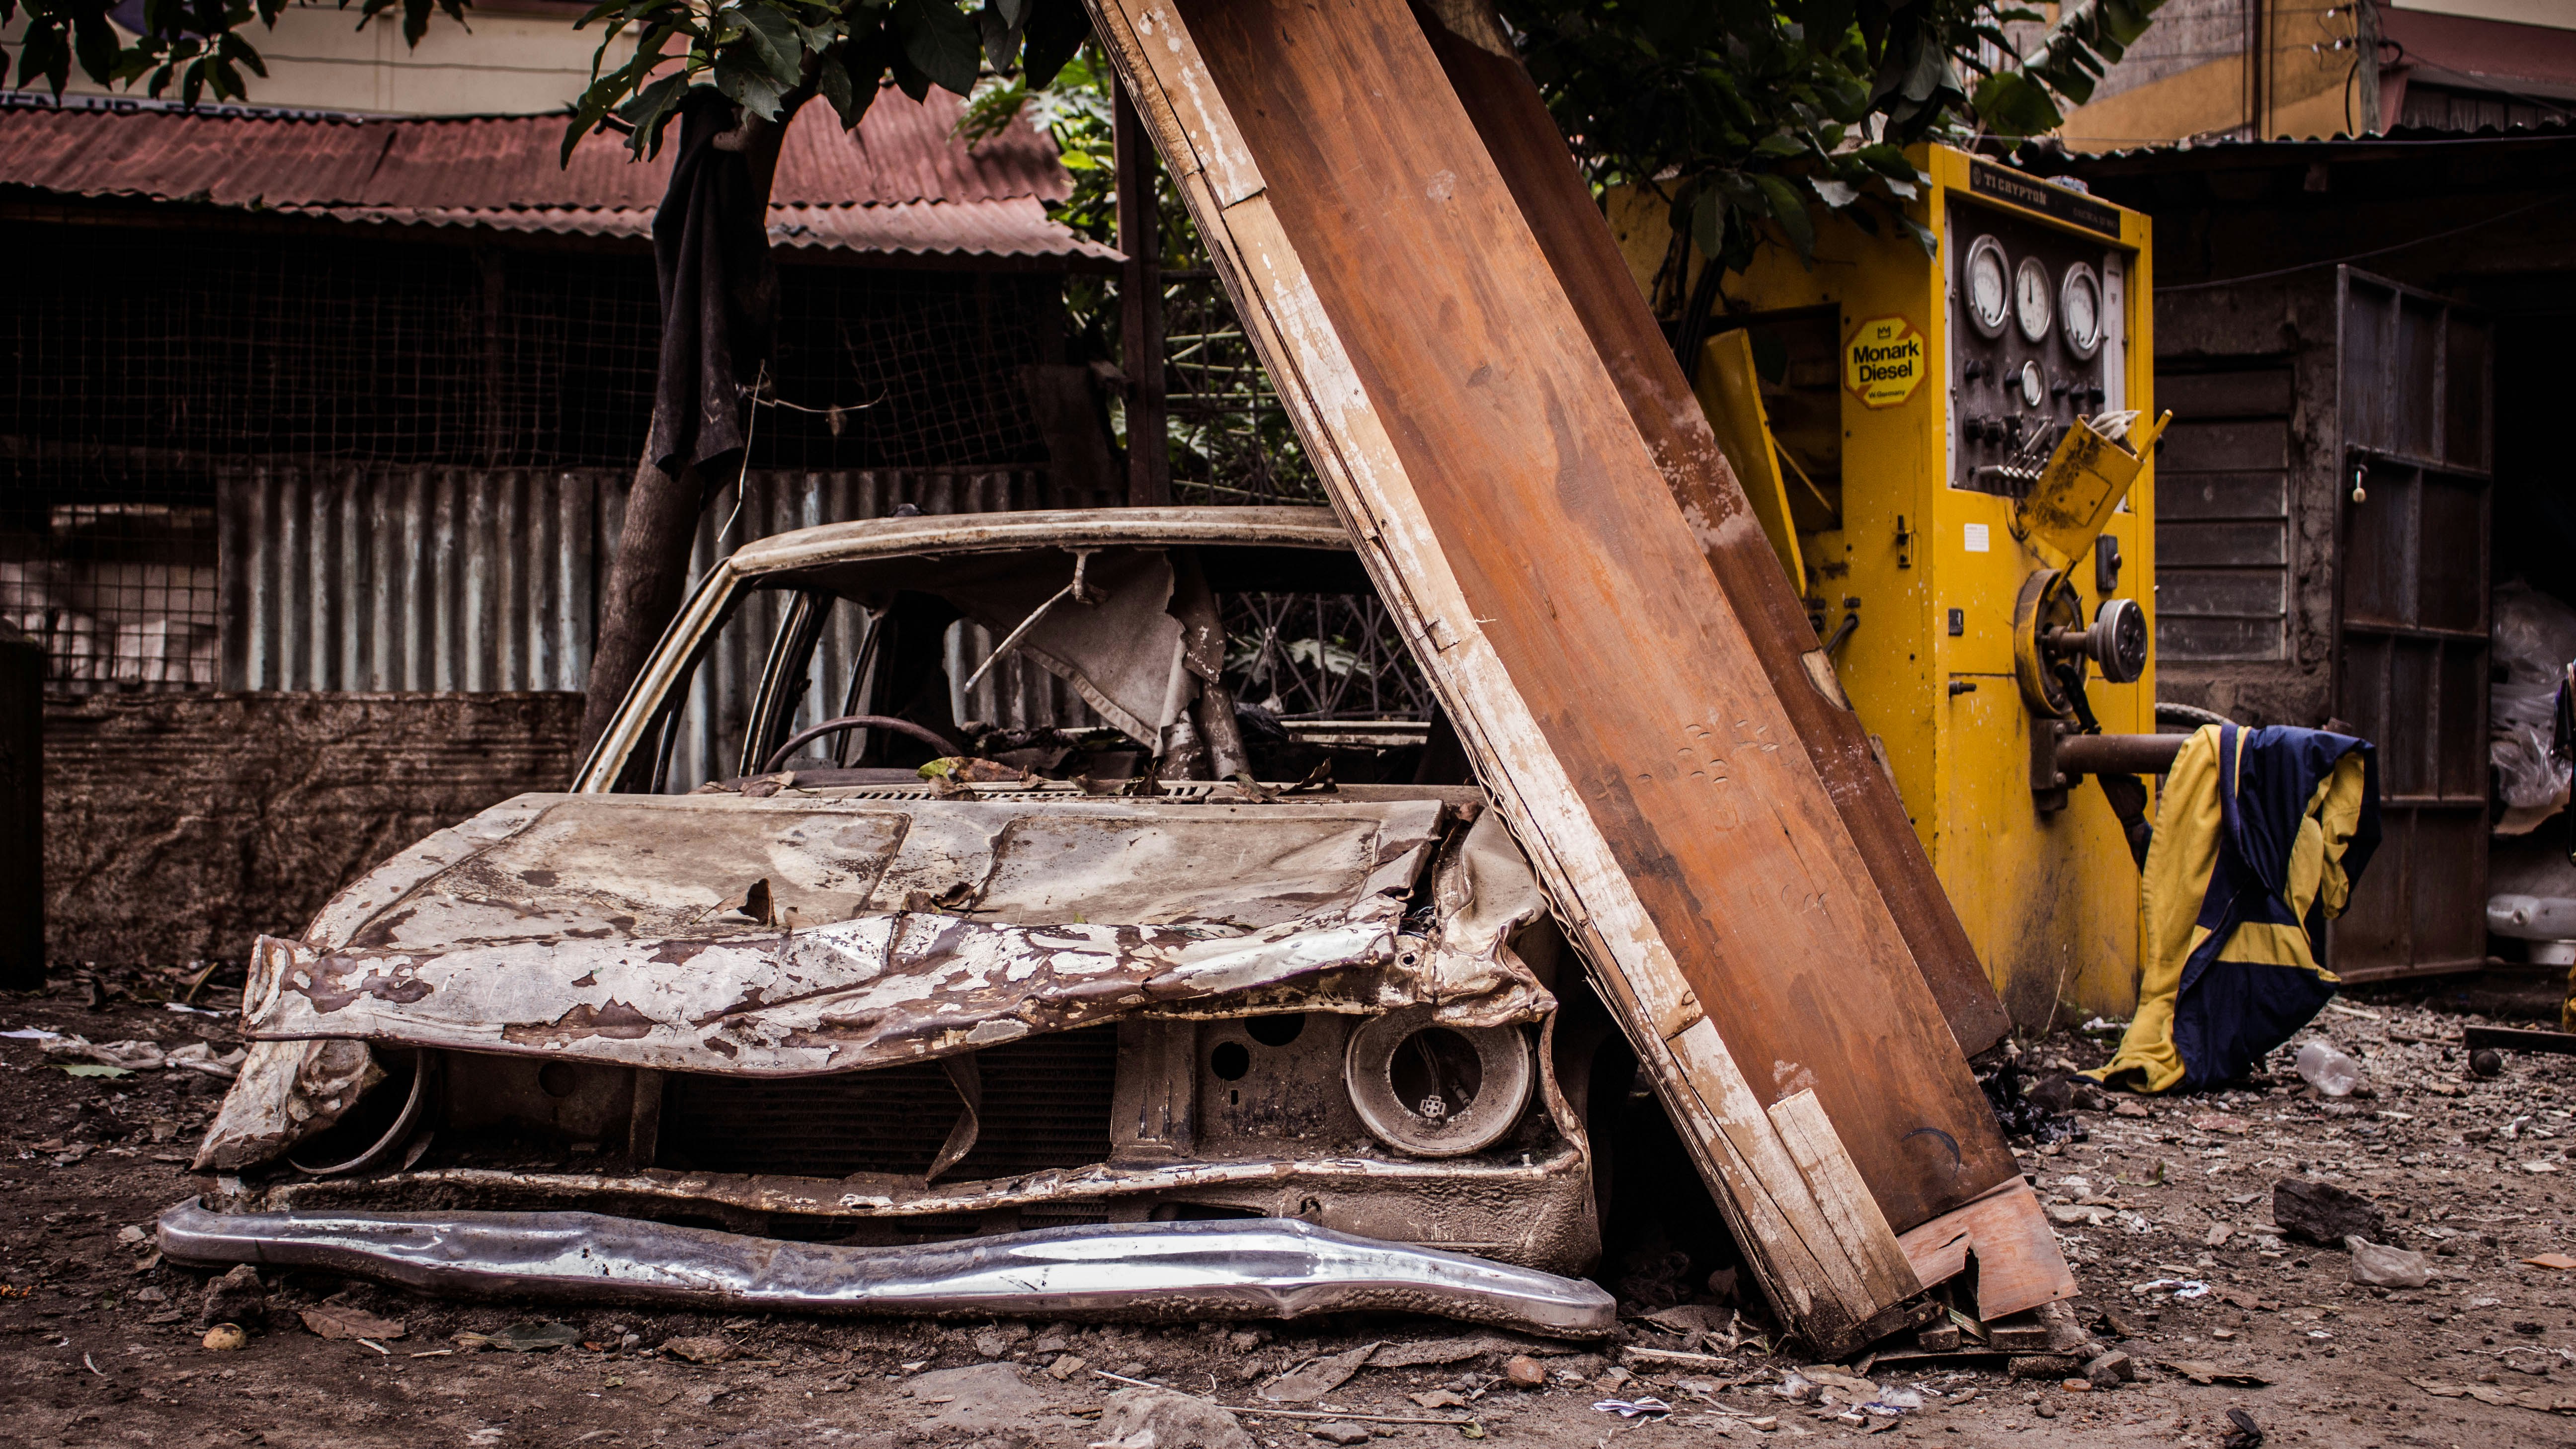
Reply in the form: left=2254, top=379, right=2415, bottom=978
left=1161, top=269, right=1323, bottom=506
left=3, top=222, right=1059, bottom=693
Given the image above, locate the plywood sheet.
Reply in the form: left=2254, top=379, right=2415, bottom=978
left=1087, top=0, right=2058, bottom=1353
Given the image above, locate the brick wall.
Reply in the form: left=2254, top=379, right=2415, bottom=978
left=43, top=692, right=581, bottom=966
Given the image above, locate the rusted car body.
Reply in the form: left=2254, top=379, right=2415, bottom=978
left=163, top=508, right=1622, bottom=1334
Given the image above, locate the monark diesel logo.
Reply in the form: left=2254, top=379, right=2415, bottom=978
left=1844, top=315, right=1926, bottom=409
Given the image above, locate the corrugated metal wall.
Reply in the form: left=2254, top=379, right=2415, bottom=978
left=222, top=466, right=611, bottom=693
left=221, top=464, right=1093, bottom=788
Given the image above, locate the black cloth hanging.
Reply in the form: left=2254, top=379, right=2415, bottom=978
left=645, top=89, right=781, bottom=485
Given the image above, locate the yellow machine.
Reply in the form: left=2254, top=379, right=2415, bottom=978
left=1614, top=146, right=2165, bottom=1028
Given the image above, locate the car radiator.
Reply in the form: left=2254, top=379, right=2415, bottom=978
left=655, top=1025, right=1121, bottom=1180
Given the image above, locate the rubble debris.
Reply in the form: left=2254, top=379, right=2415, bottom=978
left=298, top=1305, right=406, bottom=1342
left=2522, top=1252, right=2576, bottom=1271
left=1590, top=1398, right=1671, bottom=1417
left=2293, top=1041, right=2363, bottom=1098
left=2165, top=1362, right=2271, bottom=1387
left=2464, top=1024, right=2576, bottom=1055
left=457, top=1322, right=583, bottom=1354
left=2271, top=1177, right=2386, bottom=1246
left=2083, top=1351, right=2134, bottom=1387
left=1373, top=1335, right=1561, bottom=1368
left=1977, top=1061, right=2082, bottom=1143
left=2007, top=1356, right=2082, bottom=1379
left=197, top=1264, right=264, bottom=1330
left=1092, top=1388, right=1255, bottom=1449
left=39, top=1034, right=243, bottom=1079
left=906, top=1364, right=1052, bottom=1438
left=659, top=1335, right=737, bottom=1364
left=2219, top=1407, right=2264, bottom=1449
left=1259, top=1343, right=1380, bottom=1403
left=2346, top=1236, right=2432, bottom=1288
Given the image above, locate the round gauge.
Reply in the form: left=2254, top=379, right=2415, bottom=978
left=2018, top=360, right=2044, bottom=408
left=2060, top=262, right=2103, bottom=359
left=1964, top=235, right=2010, bottom=338
left=2014, top=257, right=2054, bottom=342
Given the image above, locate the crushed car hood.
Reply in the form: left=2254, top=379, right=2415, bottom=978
left=206, top=790, right=1551, bottom=1167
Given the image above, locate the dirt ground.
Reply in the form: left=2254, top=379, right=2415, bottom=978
left=4, top=967, right=2574, bottom=1449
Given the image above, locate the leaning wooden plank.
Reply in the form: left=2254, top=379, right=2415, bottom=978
left=1411, top=10, right=2010, bottom=1061
left=1091, top=6, right=1893, bottom=1344
left=1085, top=0, right=2047, bottom=1354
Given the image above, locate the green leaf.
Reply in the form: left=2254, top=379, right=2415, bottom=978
left=892, top=0, right=979, bottom=95
left=1019, top=0, right=1087, bottom=88
left=1689, top=185, right=1725, bottom=261
left=1894, top=210, right=1937, bottom=256
left=977, top=0, right=1024, bottom=72
left=731, top=1, right=804, bottom=87
left=1752, top=171, right=1813, bottom=258
left=815, top=47, right=860, bottom=126
left=1972, top=70, right=2063, bottom=137
left=71, top=11, right=118, bottom=83
left=714, top=48, right=789, bottom=117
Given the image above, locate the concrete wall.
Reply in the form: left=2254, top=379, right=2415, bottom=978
left=43, top=692, right=581, bottom=967
left=11, top=1, right=598, bottom=116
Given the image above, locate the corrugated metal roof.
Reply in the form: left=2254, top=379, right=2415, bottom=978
left=2029, top=115, right=2576, bottom=171
left=272, top=197, right=1101, bottom=259
left=0, top=87, right=1117, bottom=262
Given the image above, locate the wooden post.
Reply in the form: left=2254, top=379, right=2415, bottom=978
left=1114, top=80, right=1172, bottom=508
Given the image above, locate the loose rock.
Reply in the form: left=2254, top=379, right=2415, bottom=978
left=659, top=1335, right=737, bottom=1365
left=198, top=1264, right=265, bottom=1330
left=1090, top=1387, right=1255, bottom=1449
left=1259, top=1342, right=1380, bottom=1403
left=2083, top=1351, right=2135, bottom=1387
left=1306, top=1423, right=1374, bottom=1447
left=2347, top=1236, right=2433, bottom=1288
left=200, top=1323, right=245, bottom=1352
left=2272, top=1177, right=2387, bottom=1247
left=1503, top=1354, right=1548, bottom=1388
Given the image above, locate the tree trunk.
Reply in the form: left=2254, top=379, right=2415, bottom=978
left=579, top=452, right=708, bottom=763
left=577, top=95, right=808, bottom=760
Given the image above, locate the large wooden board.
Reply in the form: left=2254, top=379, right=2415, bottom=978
left=1086, top=0, right=2053, bottom=1353
left=1412, top=19, right=2011, bottom=1061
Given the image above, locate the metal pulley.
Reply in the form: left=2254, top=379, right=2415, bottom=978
left=2015, top=570, right=2148, bottom=718
left=2052, top=597, right=2149, bottom=685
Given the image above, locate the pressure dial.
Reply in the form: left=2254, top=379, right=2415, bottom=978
left=2060, top=262, right=2103, bottom=359
left=2014, top=257, right=2054, bottom=342
left=2018, top=360, right=2044, bottom=408
left=1964, top=235, right=2010, bottom=338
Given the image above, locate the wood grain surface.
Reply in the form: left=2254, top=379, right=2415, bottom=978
left=1164, top=0, right=2013, bottom=1228
left=1413, top=13, right=2011, bottom=1062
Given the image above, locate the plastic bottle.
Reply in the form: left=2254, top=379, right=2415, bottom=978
left=2295, top=1040, right=2363, bottom=1098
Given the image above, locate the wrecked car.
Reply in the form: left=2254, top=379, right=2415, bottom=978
left=161, top=507, right=1628, bottom=1334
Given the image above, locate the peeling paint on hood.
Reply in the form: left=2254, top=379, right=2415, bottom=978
left=204, top=790, right=1553, bottom=1168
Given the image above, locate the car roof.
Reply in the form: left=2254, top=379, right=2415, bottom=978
left=726, top=505, right=1353, bottom=577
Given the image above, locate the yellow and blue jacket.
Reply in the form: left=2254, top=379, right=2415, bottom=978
left=2091, top=724, right=2381, bottom=1094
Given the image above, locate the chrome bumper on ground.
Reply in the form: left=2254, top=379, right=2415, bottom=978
left=156, top=1200, right=1616, bottom=1337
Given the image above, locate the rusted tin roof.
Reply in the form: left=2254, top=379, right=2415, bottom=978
left=0, top=90, right=1118, bottom=263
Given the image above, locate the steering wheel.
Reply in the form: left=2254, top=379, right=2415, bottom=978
left=761, top=715, right=964, bottom=774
